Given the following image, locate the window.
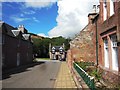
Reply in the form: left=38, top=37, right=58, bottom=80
left=2, top=35, right=5, bottom=44
left=27, top=53, right=29, bottom=61
left=0, top=36, right=2, bottom=45
left=110, top=0, right=114, bottom=16
left=17, top=53, right=20, bottom=66
left=18, top=39, right=20, bottom=47
left=0, top=34, right=2, bottom=45
left=104, top=38, right=109, bottom=68
left=111, top=35, right=118, bottom=71
left=2, top=53, right=5, bottom=67
left=103, top=1, right=107, bottom=21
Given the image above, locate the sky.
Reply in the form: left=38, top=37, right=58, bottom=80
left=1, top=0, right=99, bottom=38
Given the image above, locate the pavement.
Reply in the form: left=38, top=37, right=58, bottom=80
left=54, top=62, right=77, bottom=88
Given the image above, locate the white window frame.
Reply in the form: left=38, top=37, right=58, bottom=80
left=103, top=1, right=107, bottom=21
left=110, top=0, right=114, bottom=16
left=111, top=35, right=118, bottom=71
left=104, top=38, right=109, bottom=68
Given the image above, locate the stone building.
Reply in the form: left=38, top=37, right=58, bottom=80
left=1, top=21, right=33, bottom=70
left=68, top=0, right=120, bottom=86
left=96, top=0, right=120, bottom=85
left=49, top=43, right=66, bottom=60
left=69, top=12, right=98, bottom=63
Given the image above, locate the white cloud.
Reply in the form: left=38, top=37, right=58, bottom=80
left=48, top=0, right=99, bottom=38
left=11, top=16, right=30, bottom=23
left=37, top=33, right=48, bottom=37
left=0, top=0, right=52, bottom=2
left=1, top=0, right=57, bottom=9
left=23, top=10, right=36, bottom=15
left=32, top=17, right=40, bottom=22
left=24, top=0, right=57, bottom=9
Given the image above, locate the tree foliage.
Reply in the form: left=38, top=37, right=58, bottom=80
left=32, top=36, right=71, bottom=58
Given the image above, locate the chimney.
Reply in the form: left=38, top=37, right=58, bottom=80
left=88, top=5, right=99, bottom=24
left=93, top=5, right=97, bottom=13
left=18, top=25, right=24, bottom=33
left=88, top=13, right=97, bottom=24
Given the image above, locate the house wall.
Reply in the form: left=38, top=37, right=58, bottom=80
left=69, top=14, right=97, bottom=63
left=2, top=34, right=18, bottom=69
left=116, top=2, right=120, bottom=73
left=2, top=23, right=33, bottom=70
left=98, top=1, right=120, bottom=85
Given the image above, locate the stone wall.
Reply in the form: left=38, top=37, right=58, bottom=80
left=69, top=16, right=97, bottom=63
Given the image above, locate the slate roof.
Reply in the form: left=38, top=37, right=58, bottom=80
left=0, top=21, right=31, bottom=42
left=0, top=21, right=16, bottom=37
left=52, top=46, right=63, bottom=52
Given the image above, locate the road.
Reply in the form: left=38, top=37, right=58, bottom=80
left=2, top=60, right=61, bottom=88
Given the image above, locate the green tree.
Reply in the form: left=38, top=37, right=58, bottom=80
left=32, top=36, right=71, bottom=58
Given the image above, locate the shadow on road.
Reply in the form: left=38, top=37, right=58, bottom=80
left=2, top=62, right=44, bottom=80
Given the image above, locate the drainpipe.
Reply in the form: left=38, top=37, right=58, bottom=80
left=95, top=16, right=99, bottom=66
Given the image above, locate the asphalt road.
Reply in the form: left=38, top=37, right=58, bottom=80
left=2, top=60, right=61, bottom=88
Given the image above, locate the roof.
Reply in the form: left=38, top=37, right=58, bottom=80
left=52, top=46, right=63, bottom=52
left=0, top=21, right=16, bottom=37
left=88, top=13, right=97, bottom=17
left=1, top=21, right=32, bottom=42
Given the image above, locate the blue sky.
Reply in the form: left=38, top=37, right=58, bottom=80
left=1, top=0, right=99, bottom=38
left=2, top=2, right=58, bottom=36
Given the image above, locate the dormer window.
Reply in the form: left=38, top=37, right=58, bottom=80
left=22, top=34, right=30, bottom=40
left=12, top=30, right=20, bottom=36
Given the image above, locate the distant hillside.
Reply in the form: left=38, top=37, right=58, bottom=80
left=29, top=33, right=44, bottom=39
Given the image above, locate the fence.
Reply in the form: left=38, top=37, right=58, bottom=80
left=73, top=62, right=95, bottom=90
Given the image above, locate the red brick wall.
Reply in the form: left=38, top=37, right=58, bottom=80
left=97, top=1, right=120, bottom=85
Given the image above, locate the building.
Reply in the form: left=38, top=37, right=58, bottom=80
left=68, top=0, right=120, bottom=86
left=0, top=21, right=33, bottom=70
left=69, top=12, right=98, bottom=63
left=96, top=0, right=120, bottom=85
left=49, top=43, right=66, bottom=60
